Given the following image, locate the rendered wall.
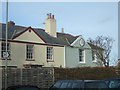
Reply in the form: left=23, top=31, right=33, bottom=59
left=14, top=29, right=45, bottom=43
left=65, top=46, right=102, bottom=68
left=0, top=41, right=65, bottom=68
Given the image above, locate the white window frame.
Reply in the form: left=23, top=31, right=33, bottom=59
left=26, top=44, right=34, bottom=60
left=92, top=50, right=97, bottom=62
left=1, top=42, right=11, bottom=59
left=47, top=47, right=53, bottom=62
left=79, top=49, right=85, bottom=63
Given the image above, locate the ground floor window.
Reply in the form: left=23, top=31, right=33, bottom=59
left=1, top=42, right=10, bottom=59
left=47, top=47, right=53, bottom=62
left=26, top=44, right=34, bottom=60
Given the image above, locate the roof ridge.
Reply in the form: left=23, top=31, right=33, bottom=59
left=1, top=22, right=78, bottom=46
left=57, top=32, right=77, bottom=37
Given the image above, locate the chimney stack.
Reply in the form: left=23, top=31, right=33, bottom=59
left=45, top=13, right=57, bottom=37
left=8, top=21, right=15, bottom=26
left=61, top=28, right=64, bottom=33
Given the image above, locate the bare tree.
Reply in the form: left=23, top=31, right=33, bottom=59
left=87, top=36, right=114, bottom=67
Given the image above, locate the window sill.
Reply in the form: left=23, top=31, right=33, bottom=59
left=26, top=59, right=35, bottom=61
left=92, top=60, right=97, bottom=63
left=79, top=61, right=86, bottom=64
left=0, top=65, right=17, bottom=68
left=0, top=58, right=11, bottom=60
left=47, top=59, right=54, bottom=62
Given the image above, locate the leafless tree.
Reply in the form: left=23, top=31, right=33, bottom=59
left=87, top=36, right=114, bottom=67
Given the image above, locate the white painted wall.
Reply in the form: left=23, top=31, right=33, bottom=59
left=0, top=41, right=65, bottom=68
left=0, top=42, right=26, bottom=67
left=14, top=29, right=45, bottom=43
left=44, top=46, right=65, bottom=67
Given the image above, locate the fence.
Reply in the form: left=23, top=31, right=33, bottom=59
left=1, top=67, right=54, bottom=89
left=1, top=66, right=120, bottom=89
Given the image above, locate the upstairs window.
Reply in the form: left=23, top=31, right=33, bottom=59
left=1, top=42, right=10, bottom=59
left=26, top=44, right=34, bottom=60
left=92, top=50, right=97, bottom=62
left=79, top=49, right=85, bottom=63
left=47, top=47, right=53, bottom=61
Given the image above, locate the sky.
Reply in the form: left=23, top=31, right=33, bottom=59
left=1, top=0, right=119, bottom=65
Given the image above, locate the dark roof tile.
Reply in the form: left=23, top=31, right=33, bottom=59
left=88, top=42, right=104, bottom=51
left=0, top=23, right=78, bottom=46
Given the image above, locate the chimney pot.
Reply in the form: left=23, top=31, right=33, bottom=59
left=52, top=15, right=54, bottom=19
left=47, top=13, right=50, bottom=19
left=49, top=13, right=52, bottom=19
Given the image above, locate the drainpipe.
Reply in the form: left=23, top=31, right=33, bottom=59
left=64, top=46, right=66, bottom=68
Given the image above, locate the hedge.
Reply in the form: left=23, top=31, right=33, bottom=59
left=54, top=66, right=119, bottom=80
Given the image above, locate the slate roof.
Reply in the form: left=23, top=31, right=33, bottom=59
left=0, top=23, right=26, bottom=39
left=0, top=23, right=78, bottom=46
left=88, top=43, right=104, bottom=51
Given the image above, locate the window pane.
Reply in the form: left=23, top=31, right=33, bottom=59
left=92, top=51, right=95, bottom=60
left=1, top=42, right=10, bottom=59
left=26, top=45, right=34, bottom=60
left=79, top=49, right=84, bottom=62
left=47, top=47, right=53, bottom=61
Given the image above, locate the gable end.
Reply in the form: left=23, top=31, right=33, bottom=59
left=12, top=27, right=46, bottom=43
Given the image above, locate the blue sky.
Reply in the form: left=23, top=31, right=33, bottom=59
left=1, top=1, right=118, bottom=65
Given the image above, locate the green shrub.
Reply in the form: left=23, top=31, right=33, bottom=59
left=54, top=67, right=118, bottom=80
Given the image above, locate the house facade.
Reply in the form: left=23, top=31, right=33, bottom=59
left=0, top=13, right=103, bottom=68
